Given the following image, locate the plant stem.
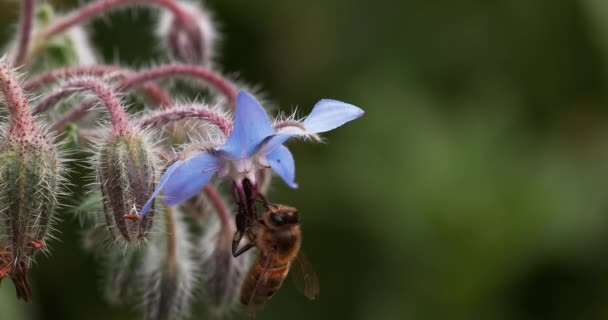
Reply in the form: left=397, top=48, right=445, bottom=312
left=118, top=64, right=237, bottom=104
left=12, top=0, right=36, bottom=66
left=24, top=65, right=124, bottom=90
left=41, top=0, right=187, bottom=39
left=26, top=65, right=173, bottom=107
left=51, top=64, right=236, bottom=130
left=139, top=105, right=232, bottom=135
left=37, top=78, right=130, bottom=134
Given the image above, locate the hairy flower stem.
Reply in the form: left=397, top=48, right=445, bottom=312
left=24, top=65, right=124, bottom=90
left=12, top=0, right=36, bottom=66
left=140, top=105, right=232, bottom=135
left=52, top=64, right=235, bottom=131
left=40, top=0, right=187, bottom=40
left=37, top=78, right=130, bottom=134
left=28, top=65, right=172, bottom=109
left=118, top=64, right=236, bottom=104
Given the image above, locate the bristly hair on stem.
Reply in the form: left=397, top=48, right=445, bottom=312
left=24, top=65, right=173, bottom=107
left=39, top=0, right=188, bottom=40
left=50, top=63, right=236, bottom=131
left=33, top=77, right=131, bottom=134
left=139, top=104, right=232, bottom=135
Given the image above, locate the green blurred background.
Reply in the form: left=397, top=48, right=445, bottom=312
left=5, top=0, right=608, bottom=319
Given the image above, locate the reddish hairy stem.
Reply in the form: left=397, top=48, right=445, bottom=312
left=41, top=0, right=187, bottom=39
left=118, top=64, right=237, bottom=104
left=52, top=64, right=236, bottom=130
left=203, top=185, right=233, bottom=235
left=41, top=78, right=130, bottom=134
left=12, top=0, right=36, bottom=66
left=139, top=105, right=232, bottom=135
left=0, top=63, right=39, bottom=138
left=24, top=65, right=124, bottom=90
left=25, top=65, right=172, bottom=106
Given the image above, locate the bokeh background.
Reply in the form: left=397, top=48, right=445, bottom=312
left=3, top=0, right=608, bottom=319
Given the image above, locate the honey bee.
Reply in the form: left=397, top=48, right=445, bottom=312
left=233, top=201, right=320, bottom=311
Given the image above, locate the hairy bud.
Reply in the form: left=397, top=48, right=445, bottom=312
left=0, top=134, right=61, bottom=301
left=0, top=62, right=62, bottom=301
left=143, top=207, right=197, bottom=320
left=158, top=1, right=217, bottom=66
left=200, top=220, right=250, bottom=314
left=95, top=131, right=157, bottom=242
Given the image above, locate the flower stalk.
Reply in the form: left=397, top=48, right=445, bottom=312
left=51, top=64, right=236, bottom=131
left=40, top=0, right=187, bottom=40
left=139, top=105, right=232, bottom=135
left=12, top=0, right=36, bottom=66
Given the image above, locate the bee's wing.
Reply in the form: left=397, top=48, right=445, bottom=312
left=244, top=251, right=275, bottom=315
left=291, top=252, right=320, bottom=300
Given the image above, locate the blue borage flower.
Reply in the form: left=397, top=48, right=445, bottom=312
left=140, top=90, right=363, bottom=216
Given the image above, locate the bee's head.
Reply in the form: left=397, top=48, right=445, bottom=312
left=263, top=204, right=300, bottom=228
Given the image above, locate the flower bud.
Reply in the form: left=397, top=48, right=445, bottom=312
left=95, top=131, right=157, bottom=242
left=143, top=207, right=196, bottom=320
left=158, top=1, right=217, bottom=66
left=0, top=135, right=60, bottom=301
left=200, top=220, right=250, bottom=314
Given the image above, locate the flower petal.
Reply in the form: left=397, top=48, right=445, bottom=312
left=256, top=99, right=364, bottom=156
left=267, top=145, right=298, bottom=188
left=162, top=152, right=221, bottom=206
left=303, top=99, right=364, bottom=133
left=256, top=134, right=291, bottom=156
left=140, top=159, right=183, bottom=216
left=219, top=91, right=274, bottom=158
left=140, top=152, right=221, bottom=216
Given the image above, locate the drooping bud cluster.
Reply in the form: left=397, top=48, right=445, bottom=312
left=0, top=62, right=62, bottom=301
left=0, top=0, right=363, bottom=317
left=94, top=131, right=158, bottom=243
left=157, top=0, right=217, bottom=66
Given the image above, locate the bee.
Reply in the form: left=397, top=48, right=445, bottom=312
left=233, top=201, right=320, bottom=311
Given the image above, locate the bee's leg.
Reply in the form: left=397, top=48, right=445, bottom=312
left=243, top=179, right=258, bottom=219
left=232, top=229, right=244, bottom=256
left=233, top=242, right=255, bottom=257
left=245, top=227, right=257, bottom=242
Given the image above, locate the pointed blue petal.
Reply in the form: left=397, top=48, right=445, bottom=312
left=162, top=152, right=221, bottom=206
left=140, top=159, right=184, bottom=216
left=267, top=145, right=298, bottom=188
left=256, top=134, right=291, bottom=157
left=303, top=99, right=364, bottom=133
left=219, top=91, right=275, bottom=158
